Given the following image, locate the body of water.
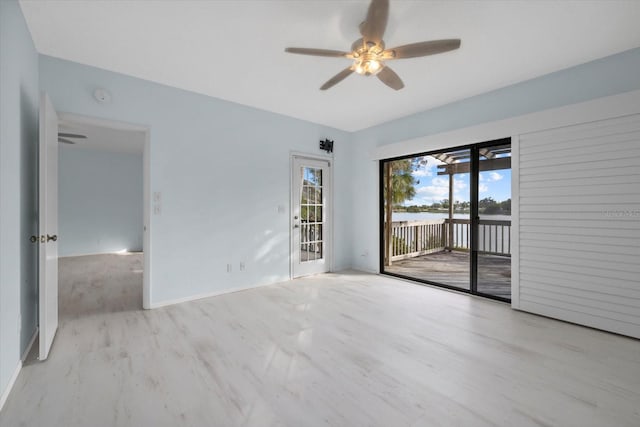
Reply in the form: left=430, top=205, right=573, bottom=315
left=393, top=212, right=511, bottom=222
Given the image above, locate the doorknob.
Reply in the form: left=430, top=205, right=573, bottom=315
left=47, top=234, right=58, bottom=242
left=30, top=235, right=38, bottom=243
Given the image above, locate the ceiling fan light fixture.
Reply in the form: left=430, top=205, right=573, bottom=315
left=354, top=58, right=383, bottom=75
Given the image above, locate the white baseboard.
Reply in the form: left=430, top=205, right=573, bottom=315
left=149, top=280, right=284, bottom=309
left=22, top=327, right=38, bottom=361
left=0, top=361, right=22, bottom=413
left=59, top=250, right=143, bottom=258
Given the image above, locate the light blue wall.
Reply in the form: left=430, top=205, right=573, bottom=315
left=59, top=147, right=143, bottom=257
left=40, top=55, right=353, bottom=305
left=0, top=0, right=39, bottom=403
left=358, top=47, right=640, bottom=146
left=349, top=47, right=640, bottom=272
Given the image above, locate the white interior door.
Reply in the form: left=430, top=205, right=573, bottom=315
left=38, top=92, right=59, bottom=360
left=292, top=157, right=331, bottom=278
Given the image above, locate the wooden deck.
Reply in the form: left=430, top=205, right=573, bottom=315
left=384, top=251, right=511, bottom=300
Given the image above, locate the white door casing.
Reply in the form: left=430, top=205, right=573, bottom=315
left=38, top=92, right=59, bottom=360
left=291, top=156, right=332, bottom=278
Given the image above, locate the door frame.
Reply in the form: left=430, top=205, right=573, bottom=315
left=378, top=138, right=512, bottom=303
left=57, top=113, right=152, bottom=309
left=470, top=138, right=512, bottom=300
left=290, top=152, right=334, bottom=279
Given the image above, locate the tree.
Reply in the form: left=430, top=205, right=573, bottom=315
left=500, top=198, right=511, bottom=214
left=383, top=159, right=419, bottom=266
left=385, top=159, right=417, bottom=206
left=479, top=197, right=497, bottom=210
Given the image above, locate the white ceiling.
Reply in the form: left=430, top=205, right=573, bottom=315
left=21, top=0, right=640, bottom=132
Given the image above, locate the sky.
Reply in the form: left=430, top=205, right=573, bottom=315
left=405, top=155, right=511, bottom=206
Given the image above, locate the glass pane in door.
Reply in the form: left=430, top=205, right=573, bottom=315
left=382, top=150, right=471, bottom=291
left=477, top=143, right=512, bottom=300
left=300, top=167, right=324, bottom=262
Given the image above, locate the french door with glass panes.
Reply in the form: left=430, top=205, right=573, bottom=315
left=291, top=156, right=331, bottom=278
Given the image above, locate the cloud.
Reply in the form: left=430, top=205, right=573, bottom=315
left=412, top=174, right=469, bottom=205
left=413, top=177, right=450, bottom=204
left=453, top=177, right=468, bottom=200
left=423, top=156, right=446, bottom=166
left=412, top=168, right=432, bottom=178
left=486, top=172, right=503, bottom=182
left=477, top=172, right=501, bottom=194
left=416, top=185, right=449, bottom=197
left=432, top=177, right=449, bottom=187
left=411, top=156, right=445, bottom=178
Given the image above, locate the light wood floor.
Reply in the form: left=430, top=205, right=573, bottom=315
left=1, top=254, right=639, bottom=427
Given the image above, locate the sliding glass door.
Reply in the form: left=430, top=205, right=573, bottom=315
left=382, top=152, right=472, bottom=290
left=380, top=139, right=512, bottom=302
left=475, top=142, right=512, bottom=299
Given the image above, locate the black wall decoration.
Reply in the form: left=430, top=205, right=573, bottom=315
left=319, top=139, right=334, bottom=153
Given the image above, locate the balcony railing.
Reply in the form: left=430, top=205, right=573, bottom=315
left=390, top=218, right=511, bottom=261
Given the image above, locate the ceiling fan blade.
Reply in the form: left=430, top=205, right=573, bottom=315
left=285, top=48, right=350, bottom=58
left=320, top=67, right=354, bottom=90
left=386, top=39, right=461, bottom=59
left=58, top=138, right=76, bottom=144
left=359, top=0, right=389, bottom=44
left=58, top=132, right=87, bottom=139
left=377, top=66, right=404, bottom=90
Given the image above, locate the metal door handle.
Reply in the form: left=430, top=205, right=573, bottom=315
left=30, top=235, right=38, bottom=243
left=47, top=234, right=58, bottom=242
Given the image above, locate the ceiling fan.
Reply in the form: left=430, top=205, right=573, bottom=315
left=285, top=0, right=461, bottom=91
left=58, top=132, right=87, bottom=145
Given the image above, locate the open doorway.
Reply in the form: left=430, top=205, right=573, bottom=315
left=380, top=139, right=512, bottom=302
left=56, top=114, right=150, bottom=318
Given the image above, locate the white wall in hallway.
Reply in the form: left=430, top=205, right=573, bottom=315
left=58, top=146, right=143, bottom=257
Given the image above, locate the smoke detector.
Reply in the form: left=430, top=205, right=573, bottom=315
left=93, top=88, right=112, bottom=104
